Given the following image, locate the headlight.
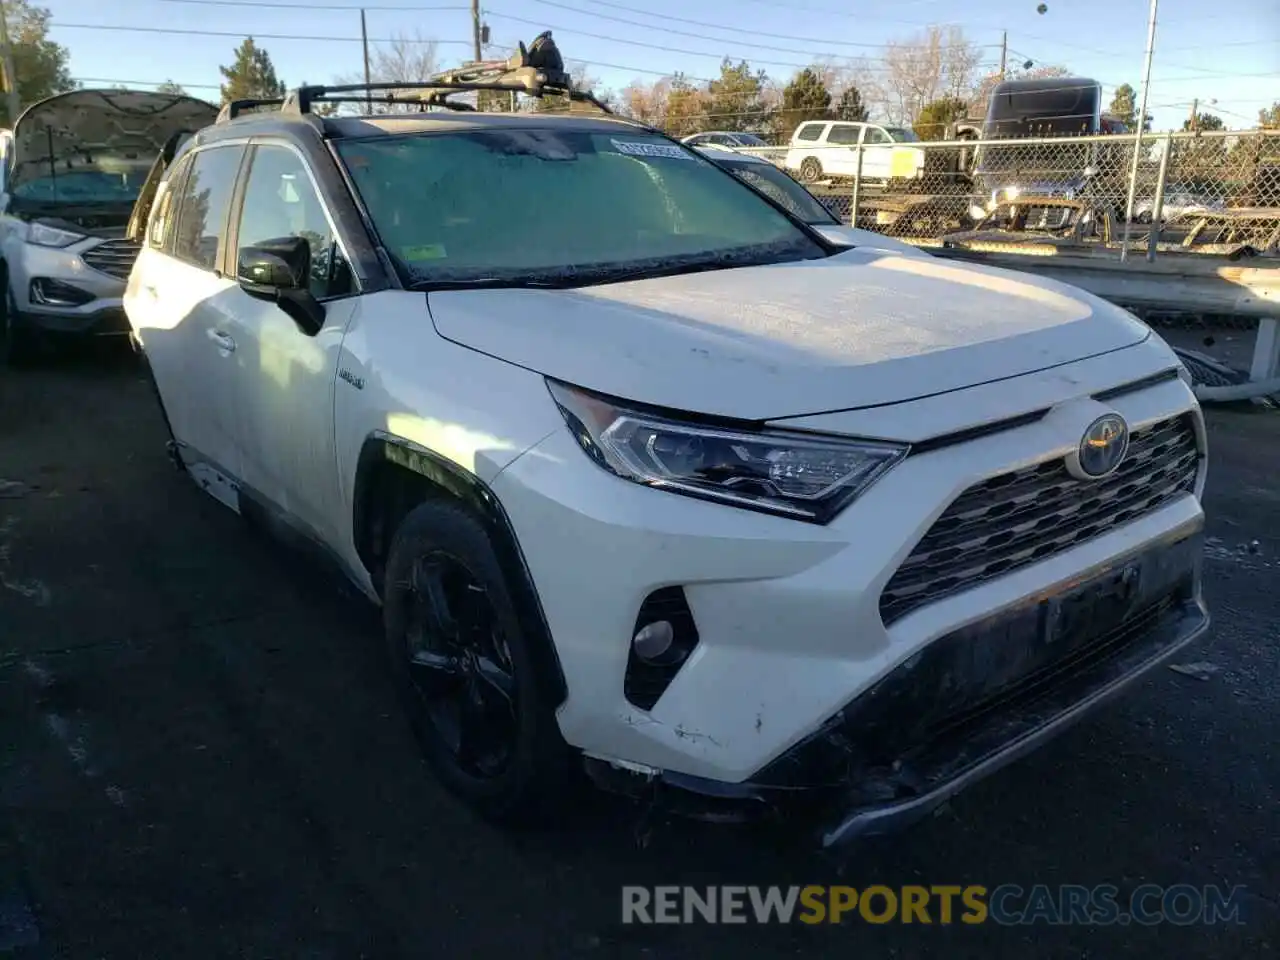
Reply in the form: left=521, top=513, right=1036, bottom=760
left=28, top=222, right=86, bottom=248
left=548, top=380, right=907, bottom=523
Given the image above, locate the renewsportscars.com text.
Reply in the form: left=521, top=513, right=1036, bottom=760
left=621, top=884, right=1247, bottom=926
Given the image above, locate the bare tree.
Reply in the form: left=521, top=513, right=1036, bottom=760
left=331, top=30, right=439, bottom=113
left=530, top=61, right=604, bottom=113
left=882, top=25, right=982, bottom=125
left=619, top=77, right=672, bottom=126
left=824, top=56, right=889, bottom=121
left=970, top=63, right=1070, bottom=117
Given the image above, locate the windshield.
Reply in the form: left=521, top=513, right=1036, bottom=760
left=718, top=160, right=837, bottom=225
left=10, top=156, right=152, bottom=204
left=336, top=128, right=825, bottom=287
left=884, top=128, right=919, bottom=143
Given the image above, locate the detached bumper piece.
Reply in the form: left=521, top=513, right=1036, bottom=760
left=661, top=531, right=1209, bottom=846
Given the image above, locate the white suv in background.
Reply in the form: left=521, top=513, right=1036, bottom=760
left=784, top=120, right=926, bottom=185
left=0, top=89, right=216, bottom=365
left=125, top=86, right=1208, bottom=847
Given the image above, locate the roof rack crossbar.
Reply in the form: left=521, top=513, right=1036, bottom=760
left=280, top=31, right=615, bottom=117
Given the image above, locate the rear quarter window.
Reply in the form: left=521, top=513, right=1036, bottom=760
left=148, top=154, right=192, bottom=251
left=795, top=124, right=824, bottom=142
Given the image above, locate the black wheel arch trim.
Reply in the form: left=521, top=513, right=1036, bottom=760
left=354, top=431, right=568, bottom=704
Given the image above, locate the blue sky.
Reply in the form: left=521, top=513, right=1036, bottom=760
left=43, top=0, right=1280, bottom=130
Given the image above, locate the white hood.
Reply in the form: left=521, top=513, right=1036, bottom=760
left=427, top=249, right=1150, bottom=420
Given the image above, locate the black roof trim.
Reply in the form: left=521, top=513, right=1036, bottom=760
left=217, top=98, right=285, bottom=123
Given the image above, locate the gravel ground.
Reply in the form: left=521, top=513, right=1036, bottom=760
left=1, top=344, right=1277, bottom=958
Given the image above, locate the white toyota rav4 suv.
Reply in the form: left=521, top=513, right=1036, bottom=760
left=124, top=76, right=1209, bottom=847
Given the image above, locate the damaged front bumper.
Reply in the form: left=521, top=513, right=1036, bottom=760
left=591, top=529, right=1209, bottom=848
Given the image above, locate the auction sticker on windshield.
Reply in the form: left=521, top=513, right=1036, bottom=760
left=611, top=139, right=694, bottom=160
left=402, top=244, right=447, bottom=260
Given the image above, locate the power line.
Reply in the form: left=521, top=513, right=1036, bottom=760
left=732, top=0, right=1015, bottom=34
left=727, top=0, right=1272, bottom=78
left=482, top=10, right=832, bottom=71
left=49, top=16, right=972, bottom=74
left=53, top=21, right=1272, bottom=95
left=525, top=0, right=999, bottom=53
left=484, top=9, right=974, bottom=74
left=1008, top=37, right=1274, bottom=82
left=50, top=21, right=473, bottom=45
left=157, top=0, right=465, bottom=8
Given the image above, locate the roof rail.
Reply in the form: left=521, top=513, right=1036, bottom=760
left=280, top=31, right=614, bottom=117
left=217, top=97, right=285, bottom=123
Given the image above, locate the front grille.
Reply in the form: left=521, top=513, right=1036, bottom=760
left=80, top=239, right=142, bottom=281
left=880, top=414, right=1200, bottom=626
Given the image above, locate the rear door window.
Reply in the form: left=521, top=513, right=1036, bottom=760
left=171, top=144, right=245, bottom=271
left=826, top=124, right=862, bottom=145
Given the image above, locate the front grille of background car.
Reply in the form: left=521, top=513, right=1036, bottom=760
left=80, top=239, right=143, bottom=281
left=879, top=414, right=1200, bottom=626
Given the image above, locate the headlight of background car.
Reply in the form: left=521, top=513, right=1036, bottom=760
left=548, top=380, right=907, bottom=523
left=27, top=222, right=86, bottom=248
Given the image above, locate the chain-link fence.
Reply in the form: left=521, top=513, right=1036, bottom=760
left=743, top=129, right=1280, bottom=255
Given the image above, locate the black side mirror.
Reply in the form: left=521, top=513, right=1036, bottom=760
left=238, top=236, right=309, bottom=289
left=237, top=236, right=325, bottom=335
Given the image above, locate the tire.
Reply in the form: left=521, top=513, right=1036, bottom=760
left=798, top=156, right=823, bottom=184
left=382, top=499, right=573, bottom=823
left=0, top=277, right=40, bottom=369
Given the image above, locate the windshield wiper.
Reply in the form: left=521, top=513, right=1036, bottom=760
left=410, top=245, right=812, bottom=292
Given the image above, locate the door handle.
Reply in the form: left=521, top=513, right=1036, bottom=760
left=207, top=329, right=236, bottom=353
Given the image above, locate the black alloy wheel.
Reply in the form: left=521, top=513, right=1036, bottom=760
left=403, top=550, right=519, bottom=780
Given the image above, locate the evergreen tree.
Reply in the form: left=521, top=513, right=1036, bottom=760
left=776, top=68, right=831, bottom=141
left=913, top=96, right=968, bottom=140
left=218, top=37, right=286, bottom=105
left=1, top=0, right=76, bottom=126
left=835, top=86, right=868, bottom=123
left=1182, top=113, right=1224, bottom=132
left=707, top=58, right=768, bottom=133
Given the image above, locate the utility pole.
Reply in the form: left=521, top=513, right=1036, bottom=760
left=1119, top=0, right=1159, bottom=262
left=471, top=0, right=482, bottom=62
left=360, top=9, right=372, bottom=113
left=0, top=3, right=21, bottom=126
left=1187, top=97, right=1198, bottom=132
left=999, top=31, right=1008, bottom=80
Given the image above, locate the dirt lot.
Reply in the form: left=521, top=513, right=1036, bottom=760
left=2, top=346, right=1278, bottom=958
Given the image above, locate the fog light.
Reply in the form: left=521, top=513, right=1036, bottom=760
left=30, top=277, right=95, bottom=307
left=632, top=620, right=674, bottom=662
